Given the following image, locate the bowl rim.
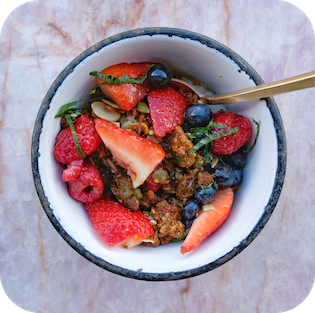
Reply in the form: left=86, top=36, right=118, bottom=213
left=31, top=27, right=287, bottom=281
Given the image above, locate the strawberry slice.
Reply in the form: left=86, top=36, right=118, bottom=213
left=95, top=63, right=152, bottom=111
left=94, top=119, right=165, bottom=188
left=85, top=196, right=154, bottom=248
left=147, top=87, right=188, bottom=137
left=181, top=187, right=234, bottom=254
left=211, top=110, right=252, bottom=155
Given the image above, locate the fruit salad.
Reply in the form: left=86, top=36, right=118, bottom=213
left=53, top=63, right=259, bottom=254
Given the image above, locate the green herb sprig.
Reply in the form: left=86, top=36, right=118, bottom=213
left=199, top=181, right=218, bottom=190
left=195, top=156, right=203, bottom=168
left=189, top=121, right=239, bottom=154
left=171, top=147, right=184, bottom=163
left=90, top=64, right=156, bottom=86
left=55, top=88, right=98, bottom=118
left=243, top=118, right=260, bottom=153
left=64, top=114, right=86, bottom=158
left=172, top=228, right=190, bottom=243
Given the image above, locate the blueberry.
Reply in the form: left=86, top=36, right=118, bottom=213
left=182, top=199, right=200, bottom=220
left=147, top=64, right=172, bottom=89
left=184, top=103, right=212, bottom=127
left=214, top=163, right=237, bottom=188
left=220, top=149, right=248, bottom=168
left=230, top=168, right=243, bottom=187
left=181, top=217, right=193, bottom=229
left=194, top=185, right=217, bottom=204
left=181, top=122, right=192, bottom=133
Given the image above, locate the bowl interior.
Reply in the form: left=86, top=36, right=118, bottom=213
left=35, top=30, right=282, bottom=280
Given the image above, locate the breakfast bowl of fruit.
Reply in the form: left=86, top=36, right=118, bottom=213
left=31, top=27, right=286, bottom=281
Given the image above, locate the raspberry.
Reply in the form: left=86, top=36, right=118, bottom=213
left=54, top=114, right=101, bottom=164
left=67, top=159, right=104, bottom=203
left=210, top=110, right=252, bottom=155
left=62, top=159, right=84, bottom=182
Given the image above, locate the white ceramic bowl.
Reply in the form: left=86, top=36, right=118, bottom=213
left=32, top=28, right=286, bottom=281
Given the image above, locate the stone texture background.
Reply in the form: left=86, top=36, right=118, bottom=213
left=0, top=0, right=315, bottom=312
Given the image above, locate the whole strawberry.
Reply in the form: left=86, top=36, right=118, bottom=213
left=53, top=114, right=101, bottom=164
left=147, top=87, right=188, bottom=137
left=85, top=196, right=154, bottom=248
left=210, top=110, right=252, bottom=155
left=67, top=159, right=104, bottom=203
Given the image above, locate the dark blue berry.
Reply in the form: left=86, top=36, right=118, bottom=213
left=230, top=168, right=243, bottom=187
left=147, top=64, right=172, bottom=89
left=181, top=122, right=192, bottom=133
left=194, top=185, right=217, bottom=204
left=184, top=103, right=212, bottom=127
left=214, top=163, right=237, bottom=188
left=220, top=149, right=248, bottom=168
left=182, top=199, right=200, bottom=220
left=181, top=217, right=193, bottom=229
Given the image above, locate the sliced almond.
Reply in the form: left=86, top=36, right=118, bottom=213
left=203, top=203, right=215, bottom=212
left=112, top=122, right=120, bottom=128
left=121, top=121, right=132, bottom=129
left=211, top=157, right=219, bottom=168
left=101, top=98, right=121, bottom=109
left=142, top=238, right=156, bottom=243
left=91, top=101, right=121, bottom=122
left=127, top=115, right=136, bottom=122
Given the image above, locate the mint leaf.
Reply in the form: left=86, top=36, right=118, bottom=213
left=243, top=118, right=260, bottom=153
left=195, top=155, right=203, bottom=168
left=171, top=148, right=184, bottom=163
left=200, top=182, right=214, bottom=190
left=190, top=127, right=239, bottom=153
left=172, top=228, right=190, bottom=242
left=55, top=88, right=96, bottom=118
left=191, top=136, right=212, bottom=153
left=90, top=64, right=156, bottom=85
left=65, top=114, right=86, bottom=158
left=190, top=121, right=226, bottom=135
left=199, top=182, right=218, bottom=190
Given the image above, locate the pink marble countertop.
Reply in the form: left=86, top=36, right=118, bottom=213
left=1, top=0, right=315, bottom=312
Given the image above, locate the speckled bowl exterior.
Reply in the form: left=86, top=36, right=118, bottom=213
left=32, top=28, right=287, bottom=281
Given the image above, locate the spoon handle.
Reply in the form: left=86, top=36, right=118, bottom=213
left=206, top=71, right=315, bottom=104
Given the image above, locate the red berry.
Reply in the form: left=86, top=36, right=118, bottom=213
left=54, top=114, right=101, bottom=164
left=85, top=196, right=154, bottom=248
left=96, top=63, right=152, bottom=111
left=147, top=87, right=188, bottom=137
left=67, top=159, right=104, bottom=203
left=210, top=110, right=252, bottom=155
left=144, top=163, right=165, bottom=192
left=145, top=173, right=161, bottom=192
left=181, top=187, right=234, bottom=254
left=62, top=159, right=84, bottom=182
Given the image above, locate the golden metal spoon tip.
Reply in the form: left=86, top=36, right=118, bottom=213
left=171, top=71, right=315, bottom=104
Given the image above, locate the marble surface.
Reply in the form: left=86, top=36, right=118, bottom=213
left=1, top=0, right=315, bottom=312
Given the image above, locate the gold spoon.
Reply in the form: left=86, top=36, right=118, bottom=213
left=171, top=71, right=315, bottom=104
